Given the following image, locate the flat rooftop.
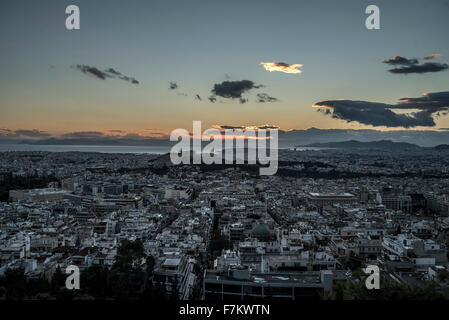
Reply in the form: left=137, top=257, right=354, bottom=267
left=205, top=270, right=325, bottom=287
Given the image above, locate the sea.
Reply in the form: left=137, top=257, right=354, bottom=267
left=0, top=144, right=320, bottom=154
left=0, top=144, right=171, bottom=154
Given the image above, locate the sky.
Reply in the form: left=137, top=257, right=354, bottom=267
left=1, top=0, right=449, bottom=140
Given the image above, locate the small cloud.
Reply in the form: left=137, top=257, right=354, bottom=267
left=424, top=54, right=443, bottom=60
left=208, top=96, right=217, bottom=103
left=119, top=75, right=139, bottom=84
left=74, top=65, right=111, bottom=80
left=210, top=80, right=262, bottom=102
left=73, top=65, right=139, bottom=84
left=382, top=56, right=418, bottom=66
left=260, top=62, right=303, bottom=74
left=256, top=93, right=278, bottom=103
left=105, top=68, right=122, bottom=76
left=213, top=124, right=280, bottom=131
left=169, top=82, right=178, bottom=90
left=195, top=94, right=202, bottom=101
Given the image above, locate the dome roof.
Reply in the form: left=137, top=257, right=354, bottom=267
left=250, top=224, right=271, bottom=236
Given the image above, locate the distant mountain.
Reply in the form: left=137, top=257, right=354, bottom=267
left=300, top=140, right=422, bottom=150
left=433, top=144, right=449, bottom=150
left=278, top=128, right=449, bottom=148
left=2, top=128, right=449, bottom=148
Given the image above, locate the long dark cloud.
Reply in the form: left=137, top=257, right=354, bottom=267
left=314, top=91, right=449, bottom=128
left=389, top=62, right=448, bottom=74
left=211, top=80, right=262, bottom=100
left=382, top=55, right=449, bottom=74
left=0, top=129, right=51, bottom=139
left=195, top=94, right=202, bottom=101
left=61, top=131, right=106, bottom=139
left=73, top=65, right=139, bottom=84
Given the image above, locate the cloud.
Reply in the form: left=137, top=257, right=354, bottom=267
left=73, top=65, right=139, bottom=84
left=396, top=91, right=449, bottom=111
left=256, top=93, right=278, bottom=103
left=119, top=76, right=139, bottom=84
left=213, top=124, right=280, bottom=131
left=382, top=56, right=418, bottom=66
left=0, top=129, right=52, bottom=139
left=388, top=62, right=448, bottom=74
left=210, top=80, right=263, bottom=103
left=61, top=131, right=106, bottom=139
left=424, top=54, right=443, bottom=60
left=208, top=96, right=217, bottom=103
left=195, top=94, right=202, bottom=101
left=14, top=129, right=52, bottom=138
left=74, top=65, right=111, bottom=80
left=382, top=55, right=449, bottom=74
left=105, top=68, right=122, bottom=76
left=169, top=82, right=178, bottom=90
left=260, top=62, right=303, bottom=74
left=314, top=91, right=449, bottom=128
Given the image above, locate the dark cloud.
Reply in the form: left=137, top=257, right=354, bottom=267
left=119, top=75, right=139, bottom=84
left=211, top=80, right=262, bottom=100
left=169, top=82, right=178, bottom=90
left=208, top=96, right=217, bottom=103
left=382, top=56, right=418, bottom=66
left=396, top=91, right=449, bottom=111
left=256, top=93, right=278, bottom=103
left=382, top=55, right=449, bottom=74
left=195, top=94, right=202, bottom=101
left=215, top=125, right=246, bottom=130
left=257, top=125, right=280, bottom=130
left=73, top=65, right=139, bottom=84
left=314, top=91, right=449, bottom=128
left=105, top=68, right=122, bottom=76
left=388, top=62, right=448, bottom=74
left=74, top=65, right=111, bottom=80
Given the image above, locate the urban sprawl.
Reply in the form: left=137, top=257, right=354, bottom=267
left=1, top=147, right=449, bottom=300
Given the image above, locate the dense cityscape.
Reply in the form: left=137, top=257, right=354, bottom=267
left=1, top=146, right=449, bottom=300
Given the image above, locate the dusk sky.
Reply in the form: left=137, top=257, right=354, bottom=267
left=1, top=0, right=449, bottom=139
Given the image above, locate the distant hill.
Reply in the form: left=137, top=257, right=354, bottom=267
left=433, top=144, right=449, bottom=150
left=300, top=140, right=422, bottom=150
